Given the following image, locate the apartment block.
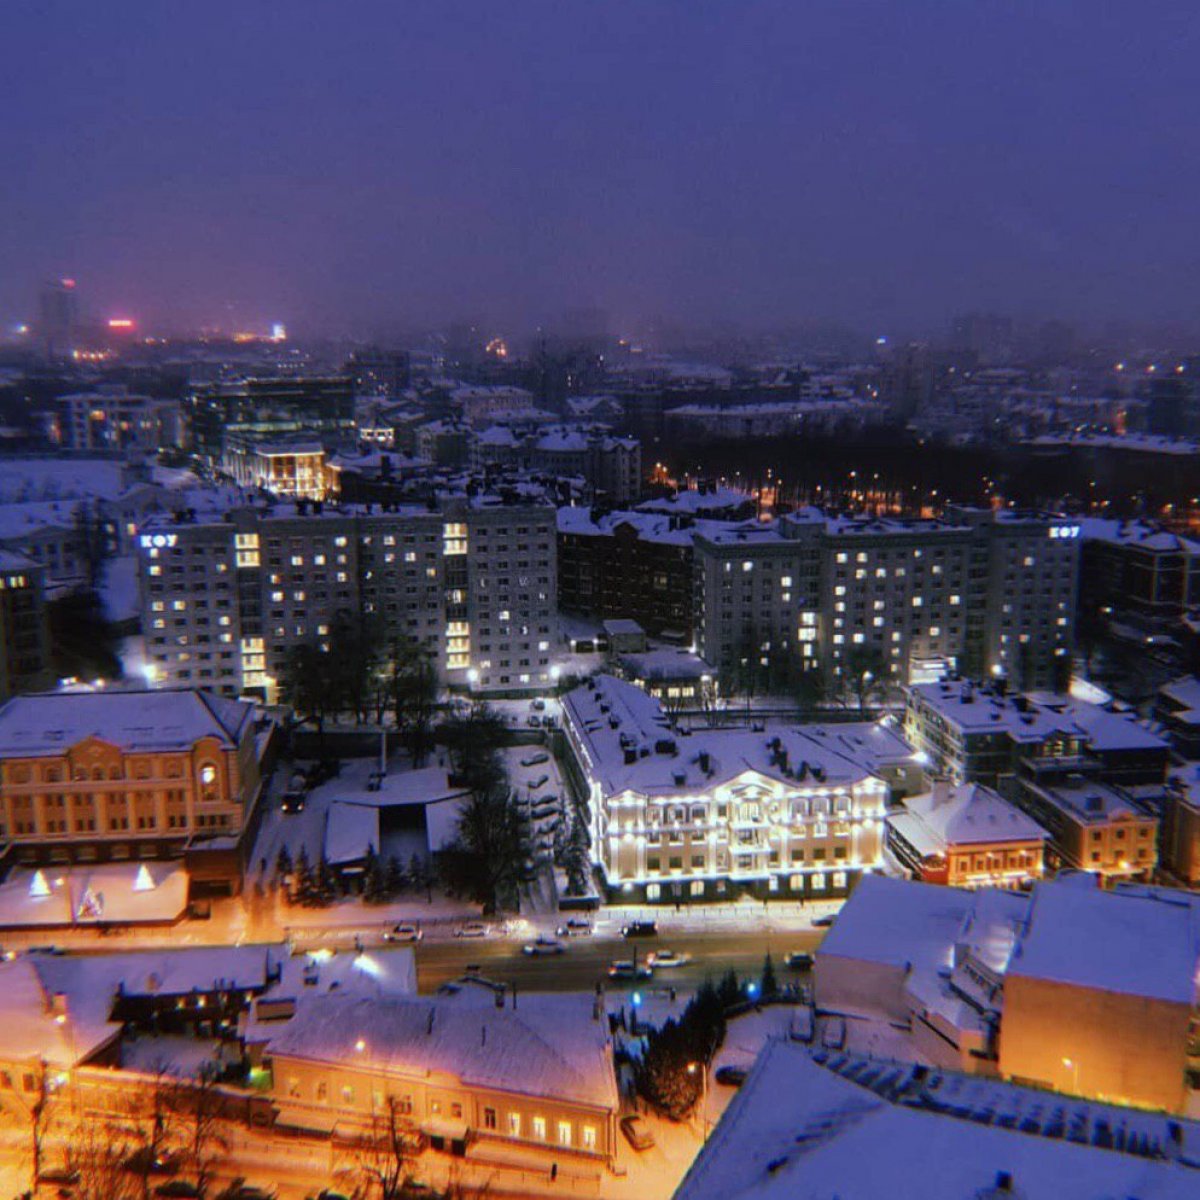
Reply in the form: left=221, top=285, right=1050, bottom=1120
left=0, top=552, right=50, bottom=701
left=693, top=507, right=1080, bottom=692
left=137, top=496, right=556, bottom=698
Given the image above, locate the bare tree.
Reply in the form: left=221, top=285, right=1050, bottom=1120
left=125, top=1063, right=180, bottom=1200
left=353, top=1097, right=425, bottom=1200
left=67, top=1116, right=140, bottom=1200
left=167, top=1063, right=231, bottom=1199
left=11, top=1059, right=60, bottom=1192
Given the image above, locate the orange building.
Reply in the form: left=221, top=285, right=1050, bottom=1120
left=887, top=780, right=1048, bottom=889
left=0, top=689, right=272, bottom=895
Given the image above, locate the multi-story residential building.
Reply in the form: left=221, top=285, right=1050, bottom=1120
left=1079, top=517, right=1200, bottom=632
left=693, top=508, right=1080, bottom=693
left=1018, top=774, right=1159, bottom=883
left=561, top=675, right=889, bottom=904
left=186, top=376, right=356, bottom=461
left=246, top=985, right=619, bottom=1163
left=1154, top=676, right=1200, bottom=759
left=904, top=681, right=1171, bottom=791
left=886, top=780, right=1047, bottom=889
left=557, top=508, right=695, bottom=637
left=0, top=688, right=271, bottom=893
left=58, top=387, right=182, bottom=453
left=137, top=496, right=556, bottom=698
left=0, top=553, right=50, bottom=701
left=221, top=439, right=329, bottom=500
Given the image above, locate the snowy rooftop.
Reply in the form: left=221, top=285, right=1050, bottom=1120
left=0, top=688, right=258, bottom=756
left=1008, top=879, right=1200, bottom=1005
left=0, top=457, right=135, bottom=504
left=674, top=1039, right=1200, bottom=1200
left=909, top=681, right=1169, bottom=753
left=0, top=862, right=189, bottom=928
left=1027, top=775, right=1151, bottom=824
left=253, top=989, right=617, bottom=1111
left=619, top=648, right=714, bottom=682
left=556, top=505, right=697, bottom=546
left=890, top=782, right=1048, bottom=855
left=636, top=487, right=754, bottom=516
left=1078, top=517, right=1200, bottom=554
left=563, top=675, right=883, bottom=798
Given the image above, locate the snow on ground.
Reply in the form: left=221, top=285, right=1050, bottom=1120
left=120, top=1032, right=230, bottom=1077
left=100, top=552, right=140, bottom=622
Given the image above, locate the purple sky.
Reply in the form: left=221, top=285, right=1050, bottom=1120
left=3, top=1, right=1199, bottom=338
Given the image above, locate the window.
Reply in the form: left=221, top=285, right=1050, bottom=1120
left=316, top=1081, right=328, bottom=1103
left=484, top=1107, right=497, bottom=1130
left=508, top=1112, right=521, bottom=1136
left=341, top=1085, right=355, bottom=1105
left=533, top=1116, right=547, bottom=1140
left=557, top=1121, right=572, bottom=1147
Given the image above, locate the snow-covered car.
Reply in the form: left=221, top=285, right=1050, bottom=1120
left=556, top=918, right=593, bottom=937
left=812, top=913, right=837, bottom=928
left=522, top=937, right=566, bottom=956
left=520, top=752, right=550, bottom=767
left=454, top=921, right=490, bottom=939
left=784, top=950, right=814, bottom=970
left=646, top=949, right=691, bottom=969
left=620, top=1115, right=655, bottom=1151
left=383, top=923, right=423, bottom=943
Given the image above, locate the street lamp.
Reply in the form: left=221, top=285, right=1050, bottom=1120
left=1062, top=1056, right=1080, bottom=1094
left=688, top=1062, right=709, bottom=1143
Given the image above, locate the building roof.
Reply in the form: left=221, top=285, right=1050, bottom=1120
left=892, top=782, right=1047, bottom=855
left=255, top=989, right=617, bottom=1111
left=563, top=675, right=883, bottom=798
left=1007, top=878, right=1200, bottom=1006
left=0, top=688, right=258, bottom=756
left=673, top=1040, right=1200, bottom=1200
left=1026, top=775, right=1152, bottom=824
left=0, top=862, right=189, bottom=928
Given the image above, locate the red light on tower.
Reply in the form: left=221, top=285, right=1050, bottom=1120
left=60, top=278, right=76, bottom=289
left=107, top=318, right=135, bottom=331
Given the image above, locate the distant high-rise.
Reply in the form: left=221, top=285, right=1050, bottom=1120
left=38, top=277, right=79, bottom=358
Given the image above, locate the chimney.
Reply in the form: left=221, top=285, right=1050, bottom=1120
left=698, top=751, right=711, bottom=774
left=931, top=780, right=953, bottom=808
left=50, top=993, right=68, bottom=1019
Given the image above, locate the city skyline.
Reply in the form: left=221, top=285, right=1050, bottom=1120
left=4, top=2, right=1200, bottom=338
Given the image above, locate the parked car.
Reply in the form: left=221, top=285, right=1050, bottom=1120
left=522, top=937, right=566, bottom=956
left=620, top=1114, right=656, bottom=1151
left=39, top=1167, right=80, bottom=1185
left=280, top=790, right=306, bottom=814
left=454, top=921, right=489, bottom=938
left=812, top=913, right=837, bottom=928
left=715, top=1065, right=749, bottom=1087
left=123, top=1147, right=181, bottom=1176
left=530, top=699, right=547, bottom=711
left=520, top=752, right=550, bottom=767
left=218, top=1183, right=276, bottom=1200
left=621, top=920, right=658, bottom=938
left=527, top=774, right=550, bottom=790
left=646, top=949, right=691, bottom=968
left=383, top=922, right=422, bottom=943
left=556, top=918, right=593, bottom=937
left=155, top=1183, right=202, bottom=1199
left=608, top=959, right=653, bottom=980
left=526, top=714, right=542, bottom=727
left=314, top=1192, right=352, bottom=1200
left=784, top=950, right=814, bottom=970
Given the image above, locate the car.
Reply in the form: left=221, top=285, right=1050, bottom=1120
left=556, top=918, right=593, bottom=937
left=522, top=937, right=566, bottom=956
left=383, top=922, right=423, bottom=943
left=530, top=801, right=559, bottom=821
left=621, top=920, right=658, bottom=938
left=315, top=1192, right=352, bottom=1200
left=39, top=1167, right=80, bottom=1185
left=784, top=950, right=815, bottom=970
left=527, top=774, right=550, bottom=790
left=608, top=959, right=653, bottom=980
left=646, top=949, right=691, bottom=968
left=812, top=913, right=836, bottom=928
left=715, top=1065, right=749, bottom=1087
left=218, top=1183, right=276, bottom=1200
left=620, top=1114, right=655, bottom=1152
left=526, top=714, right=542, bottom=727
left=454, top=921, right=489, bottom=938
left=280, top=791, right=306, bottom=814
left=520, top=752, right=550, bottom=767
left=530, top=699, right=547, bottom=711
left=123, top=1147, right=181, bottom=1175
left=155, top=1184, right=202, bottom=1199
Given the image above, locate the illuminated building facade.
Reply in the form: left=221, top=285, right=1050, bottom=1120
left=221, top=439, right=329, bottom=500
left=59, top=387, right=182, bottom=453
left=137, top=498, right=555, bottom=698
left=694, top=507, right=1080, bottom=692
left=562, top=675, right=888, bottom=903
left=0, top=689, right=269, bottom=892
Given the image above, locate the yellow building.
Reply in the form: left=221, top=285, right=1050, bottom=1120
left=0, top=689, right=271, bottom=894
left=247, top=987, right=619, bottom=1163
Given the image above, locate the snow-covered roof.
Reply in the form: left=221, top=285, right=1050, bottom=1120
left=1026, top=775, right=1151, bottom=824
left=0, top=862, right=189, bottom=928
left=325, top=801, right=380, bottom=866
left=1008, top=879, right=1200, bottom=1005
left=556, top=505, right=697, bottom=547
left=675, top=1039, right=1200, bottom=1200
left=0, top=688, right=258, bottom=756
left=619, top=649, right=714, bottom=682
left=1078, top=517, right=1200, bottom=554
left=891, top=782, right=1047, bottom=854
left=0, top=457, right=134, bottom=504
left=255, top=990, right=617, bottom=1111
left=563, top=675, right=882, bottom=799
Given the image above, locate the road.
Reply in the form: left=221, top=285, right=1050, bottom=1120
left=411, top=927, right=825, bottom=994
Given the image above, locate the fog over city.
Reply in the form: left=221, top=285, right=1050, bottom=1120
left=3, top=2, right=1199, bottom=339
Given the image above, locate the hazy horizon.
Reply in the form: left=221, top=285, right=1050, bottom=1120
left=4, top=2, right=1200, bottom=342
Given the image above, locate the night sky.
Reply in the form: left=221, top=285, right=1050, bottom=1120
left=3, top=1, right=1199, bottom=338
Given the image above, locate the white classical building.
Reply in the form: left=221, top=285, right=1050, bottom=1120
left=561, top=675, right=889, bottom=903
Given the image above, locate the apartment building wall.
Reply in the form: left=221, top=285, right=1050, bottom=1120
left=139, top=502, right=555, bottom=698
left=0, top=559, right=50, bottom=701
